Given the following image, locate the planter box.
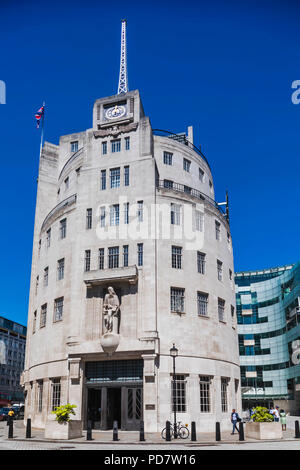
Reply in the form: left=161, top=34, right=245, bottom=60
left=245, top=422, right=282, bottom=440
left=44, top=419, right=83, bottom=440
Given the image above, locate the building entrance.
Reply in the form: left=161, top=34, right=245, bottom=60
left=85, top=359, right=144, bottom=431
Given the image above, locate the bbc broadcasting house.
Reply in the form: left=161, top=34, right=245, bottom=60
left=21, top=88, right=241, bottom=433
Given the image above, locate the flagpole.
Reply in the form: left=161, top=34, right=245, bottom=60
left=39, top=101, right=45, bottom=160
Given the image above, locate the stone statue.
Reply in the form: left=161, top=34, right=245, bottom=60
left=103, top=286, right=120, bottom=334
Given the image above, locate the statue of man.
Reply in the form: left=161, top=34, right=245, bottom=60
left=103, top=287, right=120, bottom=334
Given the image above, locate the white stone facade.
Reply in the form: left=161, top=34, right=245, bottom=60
left=22, top=90, right=241, bottom=433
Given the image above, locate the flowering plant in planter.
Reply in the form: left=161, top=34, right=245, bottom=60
left=251, top=406, right=274, bottom=422
left=52, top=404, right=77, bottom=423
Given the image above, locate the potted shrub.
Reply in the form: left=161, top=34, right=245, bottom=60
left=45, top=404, right=82, bottom=439
left=245, top=406, right=282, bottom=440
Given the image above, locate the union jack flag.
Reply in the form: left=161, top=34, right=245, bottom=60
left=35, top=105, right=44, bottom=128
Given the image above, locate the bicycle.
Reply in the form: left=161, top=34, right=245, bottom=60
left=161, top=421, right=190, bottom=439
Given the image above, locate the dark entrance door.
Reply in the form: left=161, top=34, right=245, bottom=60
left=123, top=387, right=143, bottom=431
left=107, top=387, right=122, bottom=429
left=87, top=388, right=102, bottom=429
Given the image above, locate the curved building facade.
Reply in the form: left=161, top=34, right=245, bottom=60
left=236, top=261, right=300, bottom=413
left=22, top=90, right=240, bottom=432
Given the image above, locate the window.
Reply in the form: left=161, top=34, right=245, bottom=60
left=86, top=208, right=92, bottom=229
left=124, top=202, right=129, bottom=224
left=111, top=139, right=121, bottom=153
left=171, top=375, right=186, bottom=412
left=123, top=245, right=129, bottom=267
left=110, top=204, right=120, bottom=226
left=54, top=297, right=64, bottom=322
left=51, top=378, right=61, bottom=411
left=60, top=218, right=67, bottom=239
left=102, top=141, right=107, bottom=155
left=33, top=311, right=37, bottom=334
left=217, top=260, right=223, bottom=281
left=124, top=166, right=130, bottom=186
left=163, top=151, right=173, bottom=165
left=98, top=248, right=104, bottom=269
left=100, top=206, right=106, bottom=227
left=37, top=380, right=43, bottom=413
left=197, top=252, right=206, bottom=274
left=218, top=298, right=225, bottom=322
left=108, top=246, right=119, bottom=269
left=171, top=287, right=185, bottom=313
left=215, top=220, right=221, bottom=240
left=35, top=276, right=39, bottom=295
left=199, top=168, right=205, bottom=182
left=221, top=378, right=229, bottom=412
left=70, top=141, right=78, bottom=153
left=110, top=167, right=120, bottom=188
left=199, top=376, right=211, bottom=412
left=57, top=258, right=65, bottom=280
left=84, top=250, right=91, bottom=272
left=172, top=246, right=182, bottom=269
left=137, top=243, right=143, bottom=266
left=137, top=201, right=143, bottom=222
left=40, top=304, right=47, bottom=328
left=183, top=158, right=191, bottom=172
left=125, top=136, right=130, bottom=150
left=195, top=211, right=204, bottom=232
left=64, top=177, right=69, bottom=190
left=197, top=292, right=208, bottom=317
left=101, top=169, right=106, bottom=190
left=163, top=179, right=173, bottom=189
left=46, top=228, right=51, bottom=248
left=184, top=185, right=192, bottom=194
left=171, top=203, right=181, bottom=225
left=43, top=267, right=49, bottom=287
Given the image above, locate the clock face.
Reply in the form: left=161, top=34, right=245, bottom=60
left=105, top=104, right=126, bottom=120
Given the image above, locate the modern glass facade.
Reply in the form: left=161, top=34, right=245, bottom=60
left=235, top=262, right=300, bottom=413
left=0, top=316, right=27, bottom=404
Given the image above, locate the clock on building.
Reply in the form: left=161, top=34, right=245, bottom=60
left=105, top=104, right=126, bottom=120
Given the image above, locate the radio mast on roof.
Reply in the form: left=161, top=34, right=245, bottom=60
left=117, top=19, right=129, bottom=94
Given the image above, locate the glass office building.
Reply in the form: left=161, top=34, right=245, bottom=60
left=235, top=261, right=300, bottom=413
left=0, top=316, right=27, bottom=404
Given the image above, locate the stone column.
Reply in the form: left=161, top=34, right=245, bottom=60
left=142, top=354, right=157, bottom=432
left=67, top=358, right=82, bottom=421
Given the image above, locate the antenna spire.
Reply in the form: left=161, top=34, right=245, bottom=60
left=117, top=19, right=128, bottom=94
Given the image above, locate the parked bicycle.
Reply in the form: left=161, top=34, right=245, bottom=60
left=161, top=421, right=190, bottom=439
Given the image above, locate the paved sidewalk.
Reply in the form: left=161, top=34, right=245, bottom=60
left=0, top=420, right=297, bottom=446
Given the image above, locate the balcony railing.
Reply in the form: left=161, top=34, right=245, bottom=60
left=156, top=179, right=228, bottom=220
left=152, top=129, right=211, bottom=171
left=40, top=194, right=77, bottom=232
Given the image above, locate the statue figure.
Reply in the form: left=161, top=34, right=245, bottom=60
left=103, top=286, right=120, bottom=334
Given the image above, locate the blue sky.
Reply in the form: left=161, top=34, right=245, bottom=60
left=0, top=0, right=299, bottom=326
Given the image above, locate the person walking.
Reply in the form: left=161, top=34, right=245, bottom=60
left=273, top=406, right=280, bottom=422
left=280, top=409, right=287, bottom=431
left=231, top=409, right=241, bottom=435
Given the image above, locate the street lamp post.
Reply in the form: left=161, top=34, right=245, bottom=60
left=170, top=343, right=178, bottom=439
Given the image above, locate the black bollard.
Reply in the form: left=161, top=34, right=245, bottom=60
left=26, top=418, right=31, bottom=438
left=165, top=420, right=171, bottom=442
left=215, top=422, right=221, bottom=441
left=295, top=420, right=300, bottom=438
left=113, top=421, right=119, bottom=441
left=86, top=420, right=92, bottom=441
left=139, top=420, right=145, bottom=441
left=191, top=421, right=197, bottom=441
left=8, top=417, right=13, bottom=439
left=239, top=421, right=245, bottom=441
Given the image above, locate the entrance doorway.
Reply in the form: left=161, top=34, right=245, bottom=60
left=107, top=388, right=121, bottom=429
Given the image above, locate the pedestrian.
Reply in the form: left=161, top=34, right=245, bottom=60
left=274, top=406, right=280, bottom=422
left=231, top=409, right=241, bottom=435
left=280, top=409, right=286, bottom=431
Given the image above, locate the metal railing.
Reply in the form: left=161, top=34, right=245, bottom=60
left=152, top=129, right=211, bottom=171
left=58, top=147, right=84, bottom=181
left=40, top=194, right=77, bottom=232
left=156, top=179, right=227, bottom=219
